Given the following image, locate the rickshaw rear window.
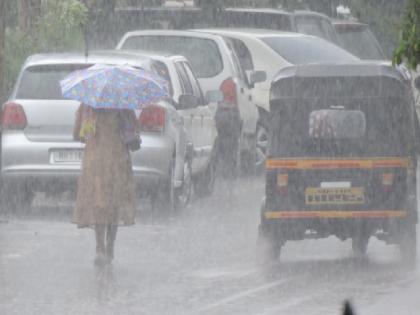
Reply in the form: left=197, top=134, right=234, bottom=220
left=270, top=99, right=413, bottom=157
left=309, top=109, right=366, bottom=139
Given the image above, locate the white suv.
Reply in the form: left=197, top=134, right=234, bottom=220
left=196, top=29, right=359, bottom=166
left=116, top=30, right=266, bottom=174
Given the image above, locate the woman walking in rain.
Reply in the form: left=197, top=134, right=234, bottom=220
left=61, top=63, right=168, bottom=266
left=73, top=105, right=137, bottom=266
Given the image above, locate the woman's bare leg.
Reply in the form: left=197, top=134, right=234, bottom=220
left=106, top=224, right=118, bottom=262
left=94, top=224, right=106, bottom=266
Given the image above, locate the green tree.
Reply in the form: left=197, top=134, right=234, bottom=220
left=393, top=0, right=420, bottom=69
left=2, top=0, right=88, bottom=96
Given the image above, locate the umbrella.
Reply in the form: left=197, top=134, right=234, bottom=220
left=60, top=64, right=169, bottom=110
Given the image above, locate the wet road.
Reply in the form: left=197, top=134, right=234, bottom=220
left=0, top=177, right=419, bottom=315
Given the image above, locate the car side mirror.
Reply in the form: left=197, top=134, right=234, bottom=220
left=178, top=94, right=198, bottom=110
left=415, top=76, right=420, bottom=91
left=205, top=90, right=224, bottom=103
left=247, top=70, right=267, bottom=87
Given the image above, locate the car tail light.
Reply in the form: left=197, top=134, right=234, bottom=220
left=220, top=78, right=237, bottom=106
left=2, top=102, right=27, bottom=130
left=382, top=172, right=394, bottom=192
left=277, top=173, right=289, bottom=194
left=139, top=104, right=166, bottom=132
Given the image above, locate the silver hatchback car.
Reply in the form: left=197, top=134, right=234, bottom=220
left=1, top=51, right=218, bottom=212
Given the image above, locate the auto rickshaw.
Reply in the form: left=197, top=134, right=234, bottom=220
left=259, top=63, right=419, bottom=264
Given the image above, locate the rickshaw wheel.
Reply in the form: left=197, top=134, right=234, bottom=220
left=352, top=234, right=370, bottom=257
left=257, top=227, right=282, bottom=264
left=399, top=222, right=417, bottom=266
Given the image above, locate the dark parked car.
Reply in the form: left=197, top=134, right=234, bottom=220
left=115, top=5, right=340, bottom=44
left=333, top=20, right=386, bottom=60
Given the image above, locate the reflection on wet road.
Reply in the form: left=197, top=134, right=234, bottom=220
left=0, top=177, right=419, bottom=315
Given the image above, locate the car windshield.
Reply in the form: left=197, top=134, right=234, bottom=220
left=220, top=11, right=293, bottom=30
left=261, top=35, right=358, bottom=64
left=336, top=27, right=385, bottom=60
left=15, top=62, right=173, bottom=100
left=120, top=35, right=223, bottom=78
left=295, top=16, right=338, bottom=43
left=15, top=64, right=91, bottom=100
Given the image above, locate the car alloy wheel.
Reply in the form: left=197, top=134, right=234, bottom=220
left=175, top=159, right=192, bottom=211
left=256, top=124, right=268, bottom=168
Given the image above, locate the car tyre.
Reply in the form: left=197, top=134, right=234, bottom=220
left=352, top=234, right=370, bottom=257
left=0, top=182, right=34, bottom=215
left=217, top=134, right=240, bottom=179
left=255, top=123, right=268, bottom=171
left=151, top=160, right=176, bottom=216
left=194, top=156, right=216, bottom=198
left=257, top=225, right=281, bottom=264
left=174, top=158, right=192, bottom=211
left=240, top=136, right=257, bottom=176
left=399, top=221, right=417, bottom=266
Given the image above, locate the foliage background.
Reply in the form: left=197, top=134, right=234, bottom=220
left=393, top=0, right=420, bottom=69
left=1, top=0, right=87, bottom=99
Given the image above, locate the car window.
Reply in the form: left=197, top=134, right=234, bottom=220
left=295, top=16, right=337, bottom=43
left=221, top=11, right=293, bottom=31
left=182, top=62, right=204, bottom=104
left=261, top=35, right=359, bottom=65
left=336, top=28, right=385, bottom=60
left=175, top=62, right=193, bottom=95
left=224, top=39, right=247, bottom=83
left=228, top=37, right=254, bottom=72
left=15, top=64, right=90, bottom=99
left=320, top=19, right=338, bottom=43
left=121, top=35, right=223, bottom=78
left=151, top=61, right=174, bottom=96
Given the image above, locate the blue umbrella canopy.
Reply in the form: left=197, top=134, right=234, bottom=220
left=60, top=64, right=169, bottom=110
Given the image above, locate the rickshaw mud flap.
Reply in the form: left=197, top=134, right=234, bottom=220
left=264, top=210, right=408, bottom=219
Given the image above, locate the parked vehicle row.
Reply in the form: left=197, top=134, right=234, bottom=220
left=3, top=5, right=419, bottom=222
left=115, top=6, right=341, bottom=45
left=117, top=30, right=267, bottom=173
left=117, top=29, right=361, bottom=170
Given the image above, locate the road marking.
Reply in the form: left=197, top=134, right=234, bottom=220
left=191, top=278, right=292, bottom=314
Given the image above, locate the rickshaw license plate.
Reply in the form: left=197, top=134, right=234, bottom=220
left=305, top=187, right=365, bottom=205
left=51, top=149, right=83, bottom=163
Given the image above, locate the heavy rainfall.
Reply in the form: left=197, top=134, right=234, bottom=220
left=0, top=0, right=420, bottom=314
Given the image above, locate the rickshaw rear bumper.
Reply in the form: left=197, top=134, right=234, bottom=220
left=259, top=209, right=416, bottom=241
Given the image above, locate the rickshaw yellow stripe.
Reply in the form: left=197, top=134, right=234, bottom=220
left=266, top=158, right=411, bottom=170
left=264, top=210, right=408, bottom=219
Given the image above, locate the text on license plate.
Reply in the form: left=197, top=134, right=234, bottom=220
left=51, top=150, right=83, bottom=163
left=305, top=187, right=365, bottom=205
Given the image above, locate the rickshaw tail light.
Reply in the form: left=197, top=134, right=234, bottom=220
left=382, top=172, right=394, bottom=192
left=139, top=105, right=165, bottom=132
left=277, top=173, right=289, bottom=193
left=2, top=102, right=27, bottom=130
left=220, top=78, right=237, bottom=106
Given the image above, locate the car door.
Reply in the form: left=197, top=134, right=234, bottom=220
left=182, top=61, right=216, bottom=171
left=225, top=38, right=258, bottom=139
left=174, top=61, right=204, bottom=173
